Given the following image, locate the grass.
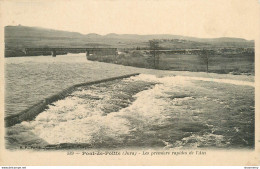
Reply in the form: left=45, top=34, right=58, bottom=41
left=87, top=51, right=153, bottom=69
left=87, top=51, right=254, bottom=75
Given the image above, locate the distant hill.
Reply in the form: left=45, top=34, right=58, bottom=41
left=5, top=25, right=254, bottom=54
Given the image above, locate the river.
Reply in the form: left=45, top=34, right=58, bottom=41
left=5, top=53, right=255, bottom=149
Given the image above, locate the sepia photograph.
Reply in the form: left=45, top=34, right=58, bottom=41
left=0, top=0, right=259, bottom=166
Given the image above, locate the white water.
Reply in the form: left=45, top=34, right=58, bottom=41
left=14, top=75, right=191, bottom=145
left=7, top=74, right=254, bottom=149
left=129, top=74, right=254, bottom=87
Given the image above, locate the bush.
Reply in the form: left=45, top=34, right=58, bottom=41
left=130, top=51, right=144, bottom=58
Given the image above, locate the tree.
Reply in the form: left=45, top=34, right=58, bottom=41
left=149, top=40, right=160, bottom=69
left=201, top=49, right=209, bottom=73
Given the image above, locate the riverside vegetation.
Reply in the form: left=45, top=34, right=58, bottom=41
left=87, top=49, right=254, bottom=75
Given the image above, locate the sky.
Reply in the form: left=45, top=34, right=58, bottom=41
left=1, top=0, right=259, bottom=40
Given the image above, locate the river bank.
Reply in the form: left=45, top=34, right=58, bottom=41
left=87, top=50, right=254, bottom=75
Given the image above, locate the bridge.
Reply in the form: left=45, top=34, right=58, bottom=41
left=24, top=47, right=118, bottom=57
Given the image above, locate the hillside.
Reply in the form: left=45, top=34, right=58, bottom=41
left=4, top=25, right=254, bottom=57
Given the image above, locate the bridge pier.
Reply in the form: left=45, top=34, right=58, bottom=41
left=51, top=50, right=56, bottom=57
left=86, top=50, right=90, bottom=57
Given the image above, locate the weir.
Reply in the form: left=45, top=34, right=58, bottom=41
left=5, top=73, right=140, bottom=127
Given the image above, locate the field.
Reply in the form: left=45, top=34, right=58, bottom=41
left=158, top=53, right=254, bottom=74
left=87, top=51, right=254, bottom=75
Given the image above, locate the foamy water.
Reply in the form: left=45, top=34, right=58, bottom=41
left=6, top=74, right=255, bottom=149
left=129, top=74, right=254, bottom=87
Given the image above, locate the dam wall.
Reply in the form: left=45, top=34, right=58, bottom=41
left=5, top=73, right=140, bottom=127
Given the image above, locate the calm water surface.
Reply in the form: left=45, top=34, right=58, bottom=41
left=5, top=53, right=145, bottom=116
